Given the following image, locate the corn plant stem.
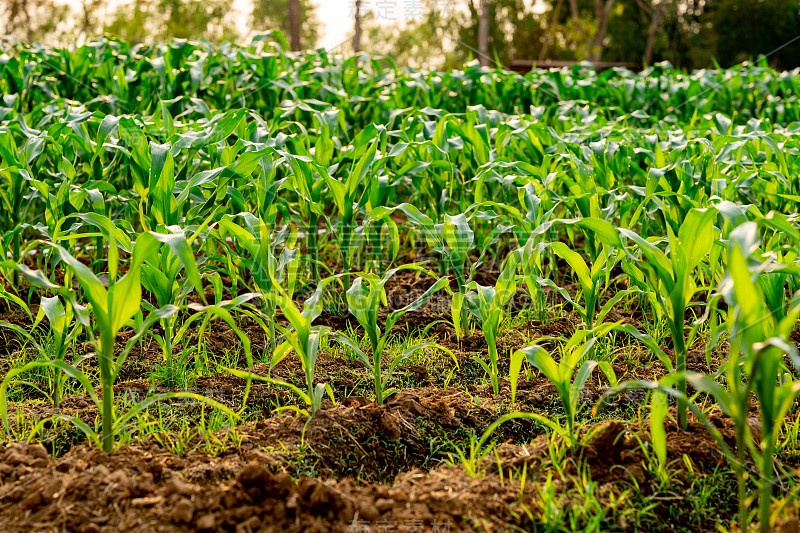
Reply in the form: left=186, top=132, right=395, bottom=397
left=267, top=314, right=277, bottom=357
left=99, top=330, right=115, bottom=453
left=454, top=268, right=468, bottom=339
left=459, top=295, right=469, bottom=340
left=53, top=343, right=65, bottom=408
left=366, top=221, right=382, bottom=270
left=373, top=356, right=383, bottom=404
left=341, top=224, right=352, bottom=300
left=308, top=214, right=319, bottom=282
left=44, top=252, right=52, bottom=286
left=671, top=319, right=688, bottom=431
left=585, top=236, right=598, bottom=264
left=370, top=336, right=383, bottom=405
left=585, top=291, right=597, bottom=331
left=567, top=406, right=576, bottom=451
left=760, top=437, right=775, bottom=533
left=12, top=230, right=20, bottom=287
left=486, top=331, right=499, bottom=395
left=305, top=355, right=316, bottom=414
left=342, top=271, right=351, bottom=301
left=547, top=247, right=558, bottom=285
left=163, top=319, right=173, bottom=382
left=734, top=414, right=748, bottom=533
left=95, top=236, right=103, bottom=267
left=537, top=291, right=546, bottom=321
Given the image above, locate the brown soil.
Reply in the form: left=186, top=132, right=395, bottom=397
left=0, top=412, right=739, bottom=533
left=0, top=440, right=532, bottom=532
left=0, top=305, right=34, bottom=361
left=497, top=412, right=732, bottom=486
left=229, top=388, right=493, bottom=481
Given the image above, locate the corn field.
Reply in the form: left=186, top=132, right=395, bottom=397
left=1, top=36, right=799, bottom=532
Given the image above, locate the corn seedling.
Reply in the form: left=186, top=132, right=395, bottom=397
left=225, top=277, right=336, bottom=415
left=464, top=253, right=519, bottom=394
left=217, top=214, right=299, bottom=353
left=332, top=265, right=451, bottom=404
left=140, top=227, right=206, bottom=383
left=3, top=235, right=234, bottom=452
left=701, top=222, right=800, bottom=533
left=620, top=207, right=719, bottom=430
left=512, top=326, right=618, bottom=450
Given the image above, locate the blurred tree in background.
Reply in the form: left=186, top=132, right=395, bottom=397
left=710, top=0, right=800, bottom=69
left=252, top=0, right=319, bottom=50
left=358, top=8, right=462, bottom=69
left=457, top=0, right=545, bottom=68
left=358, top=0, right=545, bottom=69
left=105, top=0, right=237, bottom=42
left=605, top=0, right=800, bottom=69
left=0, top=0, right=798, bottom=70
left=0, top=0, right=70, bottom=42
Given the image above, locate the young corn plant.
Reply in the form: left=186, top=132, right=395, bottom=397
left=0, top=142, right=37, bottom=287
left=699, top=223, right=800, bottom=533
left=217, top=214, right=299, bottom=354
left=283, top=151, right=328, bottom=282
left=0, top=291, right=83, bottom=408
left=321, top=124, right=387, bottom=296
left=140, top=227, right=206, bottom=383
left=516, top=216, right=626, bottom=326
left=516, top=236, right=549, bottom=321
left=464, top=253, right=519, bottom=395
left=225, top=278, right=335, bottom=416
left=332, top=265, right=451, bottom=404
left=407, top=206, right=476, bottom=340
left=619, top=207, right=718, bottom=430
left=4, top=234, right=233, bottom=452
left=596, top=223, right=800, bottom=533
left=543, top=240, right=628, bottom=330
left=32, top=295, right=83, bottom=408
left=380, top=203, right=512, bottom=341
left=511, top=326, right=618, bottom=450
left=40, top=236, right=156, bottom=453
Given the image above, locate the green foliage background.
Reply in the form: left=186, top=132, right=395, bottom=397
left=1, top=0, right=799, bottom=71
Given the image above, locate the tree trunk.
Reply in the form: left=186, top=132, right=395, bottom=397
left=644, top=2, right=663, bottom=65
left=568, top=0, right=585, bottom=55
left=538, top=0, right=564, bottom=61
left=80, top=0, right=94, bottom=37
left=353, top=0, right=362, bottom=53
left=589, top=0, right=615, bottom=61
left=288, top=0, right=302, bottom=51
left=478, top=0, right=490, bottom=66
left=568, top=0, right=579, bottom=20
